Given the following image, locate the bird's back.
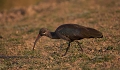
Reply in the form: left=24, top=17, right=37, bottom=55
left=55, top=24, right=103, bottom=41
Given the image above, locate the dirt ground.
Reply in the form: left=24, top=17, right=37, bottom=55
left=0, top=0, right=120, bottom=70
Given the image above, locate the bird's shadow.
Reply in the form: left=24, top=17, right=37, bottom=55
left=0, top=55, right=40, bottom=59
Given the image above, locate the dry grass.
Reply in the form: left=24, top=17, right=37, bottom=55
left=0, top=0, right=120, bottom=70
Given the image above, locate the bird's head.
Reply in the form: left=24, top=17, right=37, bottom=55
left=33, top=28, right=51, bottom=50
left=39, top=28, right=50, bottom=36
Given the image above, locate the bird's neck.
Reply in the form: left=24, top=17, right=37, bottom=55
left=50, top=32, right=60, bottom=39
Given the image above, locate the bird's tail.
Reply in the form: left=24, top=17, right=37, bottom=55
left=87, top=27, right=103, bottom=38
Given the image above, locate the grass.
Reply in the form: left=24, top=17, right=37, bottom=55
left=0, top=0, right=120, bottom=70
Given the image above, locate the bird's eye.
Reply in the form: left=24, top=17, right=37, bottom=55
left=42, top=32, right=46, bottom=35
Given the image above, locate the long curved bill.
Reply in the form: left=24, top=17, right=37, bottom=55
left=33, top=34, right=41, bottom=50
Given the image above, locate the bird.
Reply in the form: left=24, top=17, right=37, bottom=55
left=33, top=24, right=103, bottom=56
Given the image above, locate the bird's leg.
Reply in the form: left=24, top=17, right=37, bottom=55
left=62, top=41, right=71, bottom=56
left=75, top=41, right=83, bottom=52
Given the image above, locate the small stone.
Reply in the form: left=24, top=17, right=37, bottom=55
left=96, top=47, right=101, bottom=51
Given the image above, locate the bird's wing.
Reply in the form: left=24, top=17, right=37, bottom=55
left=55, top=26, right=91, bottom=41
left=86, top=27, right=103, bottom=38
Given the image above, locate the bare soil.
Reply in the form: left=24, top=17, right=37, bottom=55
left=0, top=0, right=120, bottom=70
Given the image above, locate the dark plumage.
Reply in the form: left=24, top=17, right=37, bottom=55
left=33, top=24, right=103, bottom=56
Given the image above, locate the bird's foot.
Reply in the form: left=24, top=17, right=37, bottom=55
left=61, top=53, right=66, bottom=57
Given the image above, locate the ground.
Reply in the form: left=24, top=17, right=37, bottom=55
left=0, top=0, right=120, bottom=70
